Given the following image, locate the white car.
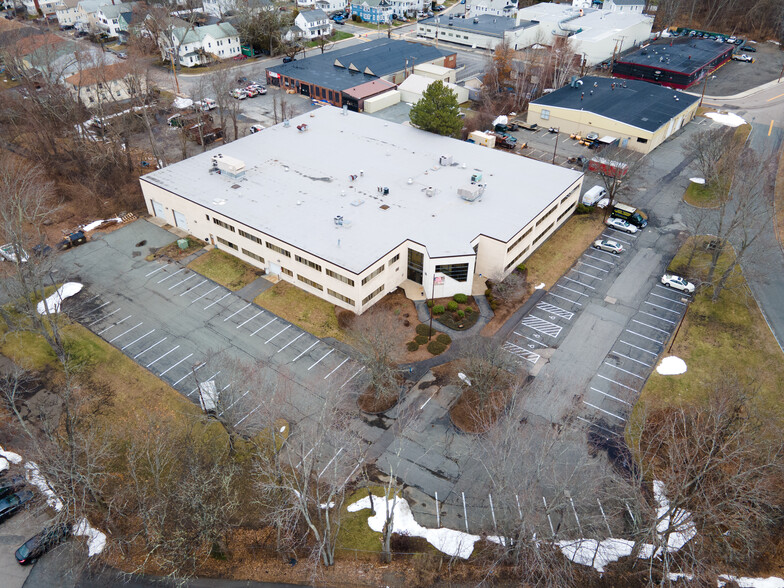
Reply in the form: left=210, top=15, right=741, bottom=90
left=732, top=53, right=753, bottom=62
left=249, top=124, right=265, bottom=134
left=592, top=239, right=624, bottom=254
left=605, top=217, right=639, bottom=234
left=230, top=88, right=248, bottom=100
left=195, top=98, right=217, bottom=111
left=661, top=273, right=695, bottom=293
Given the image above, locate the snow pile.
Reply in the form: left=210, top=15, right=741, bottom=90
left=25, top=462, right=64, bottom=512
left=689, top=177, right=706, bottom=185
left=74, top=518, right=107, bottom=557
left=37, top=282, right=83, bottom=315
left=0, top=457, right=7, bottom=472
left=656, top=356, right=687, bottom=376
left=558, top=538, right=655, bottom=573
left=348, top=495, right=481, bottom=559
left=705, top=112, right=747, bottom=127
left=653, top=481, right=696, bottom=551
left=535, top=283, right=546, bottom=290
left=81, top=217, right=121, bottom=232
left=492, top=115, right=508, bottom=126
left=718, top=576, right=784, bottom=588
left=173, top=97, right=193, bottom=109
left=0, top=448, right=22, bottom=464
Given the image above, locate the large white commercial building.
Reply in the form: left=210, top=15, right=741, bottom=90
left=140, top=107, right=583, bottom=314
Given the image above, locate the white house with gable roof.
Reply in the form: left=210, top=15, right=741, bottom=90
left=166, top=22, right=241, bottom=67
left=293, top=9, right=332, bottom=40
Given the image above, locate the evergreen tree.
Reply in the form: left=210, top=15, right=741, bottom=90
left=408, top=80, right=463, bottom=138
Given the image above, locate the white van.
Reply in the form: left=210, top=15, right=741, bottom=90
left=581, top=185, right=607, bottom=206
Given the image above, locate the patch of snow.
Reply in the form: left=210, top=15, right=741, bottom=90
left=457, top=372, right=472, bottom=386
left=535, top=283, right=545, bottom=290
left=767, top=40, right=780, bottom=45
left=657, top=356, right=687, bottom=376
left=718, top=577, right=784, bottom=588
left=531, top=43, right=545, bottom=49
left=74, top=518, right=107, bottom=556
left=0, top=448, right=23, bottom=464
left=689, top=177, right=705, bottom=185
left=668, top=572, right=694, bottom=582
left=173, top=97, right=194, bottom=109
left=320, top=501, right=335, bottom=510
left=279, top=426, right=286, bottom=433
left=660, top=30, right=671, bottom=37
left=0, top=457, right=7, bottom=472
left=558, top=538, right=634, bottom=573
left=492, top=115, right=508, bottom=126
left=705, top=112, right=746, bottom=127
left=653, top=481, right=696, bottom=551
left=81, top=217, right=121, bottom=232
left=37, top=282, right=83, bottom=315
left=348, top=495, right=481, bottom=559
left=24, top=462, right=64, bottom=512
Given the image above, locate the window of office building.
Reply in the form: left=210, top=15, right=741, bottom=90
left=327, top=289, right=355, bottom=305
left=362, top=284, right=384, bottom=305
left=216, top=236, right=237, bottom=250
left=242, top=248, right=264, bottom=263
left=435, top=263, right=469, bottom=282
left=239, top=229, right=263, bottom=245
left=326, top=268, right=354, bottom=286
left=297, top=274, right=323, bottom=291
left=213, top=218, right=235, bottom=232
left=266, top=242, right=291, bottom=257
left=295, top=255, right=322, bottom=272
left=361, top=265, right=384, bottom=285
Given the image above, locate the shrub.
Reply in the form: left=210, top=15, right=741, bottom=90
left=337, top=310, right=355, bottom=329
left=402, top=319, right=410, bottom=327
left=407, top=341, right=419, bottom=352
left=432, top=305, right=445, bottom=315
left=426, top=299, right=434, bottom=308
left=453, top=293, right=467, bottom=304
left=415, top=334, right=429, bottom=345
left=352, top=13, right=360, bottom=22
left=484, top=288, right=492, bottom=297
left=464, top=307, right=473, bottom=315
left=575, top=203, right=594, bottom=215
left=446, top=301, right=458, bottom=312
left=427, top=341, right=446, bottom=355
left=516, top=263, right=527, bottom=273
left=415, top=323, right=434, bottom=336
left=457, top=310, right=465, bottom=319
left=490, top=301, right=499, bottom=311
left=436, top=333, right=451, bottom=345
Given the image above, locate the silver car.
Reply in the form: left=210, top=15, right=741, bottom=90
left=592, top=239, right=624, bottom=254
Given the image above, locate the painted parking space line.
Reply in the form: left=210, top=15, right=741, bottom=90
left=555, top=284, right=589, bottom=297
left=639, top=310, right=677, bottom=325
left=603, top=362, right=645, bottom=380
left=265, top=324, right=291, bottom=344
left=512, top=332, right=547, bottom=347
left=651, top=291, right=689, bottom=306
left=570, top=268, right=603, bottom=280
left=237, top=311, right=263, bottom=329
left=160, top=352, right=194, bottom=376
left=603, top=228, right=636, bottom=240
left=157, top=268, right=185, bottom=284
left=644, top=300, right=682, bottom=315
left=188, top=371, right=220, bottom=397
left=547, top=292, right=582, bottom=306
left=134, top=337, right=167, bottom=359
left=173, top=362, right=204, bottom=386
left=204, top=292, right=231, bottom=310
left=108, top=322, right=143, bottom=343
left=576, top=415, right=621, bottom=437
left=236, top=403, right=263, bottom=427
left=612, top=351, right=652, bottom=368
left=250, top=317, right=276, bottom=337
left=584, top=400, right=626, bottom=422
left=582, top=253, right=615, bottom=266
left=145, top=266, right=165, bottom=278
left=89, top=307, right=119, bottom=326
left=219, top=390, right=250, bottom=416
left=146, top=345, right=181, bottom=369
left=625, top=329, right=662, bottom=344
left=97, top=314, right=132, bottom=335
left=168, top=274, right=197, bottom=291
left=277, top=332, right=304, bottom=353
left=324, top=357, right=349, bottom=380
left=121, top=329, right=155, bottom=351
left=292, top=341, right=319, bottom=362
left=502, top=341, right=540, bottom=364
left=521, top=315, right=562, bottom=337
left=307, top=348, right=334, bottom=370
left=632, top=319, right=670, bottom=334
left=590, top=386, right=632, bottom=406
left=340, top=366, right=365, bottom=389
left=191, top=285, right=221, bottom=304
left=652, top=287, right=689, bottom=304
left=83, top=301, right=111, bottom=317
left=536, top=302, right=574, bottom=320
left=179, top=279, right=208, bottom=296
left=563, top=276, right=596, bottom=290
left=578, top=260, right=610, bottom=272
left=597, top=373, right=638, bottom=392
left=620, top=340, right=659, bottom=357
left=223, top=303, right=252, bottom=322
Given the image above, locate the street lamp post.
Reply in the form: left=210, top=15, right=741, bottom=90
left=551, top=128, right=560, bottom=164
left=428, top=274, right=436, bottom=341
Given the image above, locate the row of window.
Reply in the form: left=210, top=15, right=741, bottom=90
left=242, top=248, right=264, bottom=263
left=362, top=285, right=384, bottom=306
left=361, top=264, right=384, bottom=286
left=297, top=274, right=323, bottom=291
left=532, top=221, right=555, bottom=246
left=216, top=236, right=237, bottom=250
left=557, top=203, right=576, bottom=222
left=507, top=227, right=533, bottom=254
left=561, top=186, right=580, bottom=205
left=535, top=205, right=557, bottom=227
left=505, top=245, right=530, bottom=271
left=213, top=217, right=235, bottom=232
left=328, top=289, right=355, bottom=306
left=238, top=228, right=262, bottom=245
left=388, top=253, right=400, bottom=267
left=435, top=263, right=469, bottom=283
left=326, top=268, right=354, bottom=287
left=266, top=242, right=291, bottom=257
left=295, top=254, right=322, bottom=272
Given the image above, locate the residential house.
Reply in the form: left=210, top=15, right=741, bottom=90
left=64, top=61, right=146, bottom=105
left=293, top=9, right=332, bottom=40
left=203, top=0, right=273, bottom=18
left=20, top=0, right=64, bottom=16
left=314, top=0, right=347, bottom=14
left=74, top=0, right=112, bottom=32
left=389, top=0, right=425, bottom=18
left=351, top=0, right=393, bottom=24
left=468, top=0, right=516, bottom=18
left=167, top=22, right=241, bottom=67
left=94, top=2, right=137, bottom=37
left=296, top=0, right=316, bottom=8
left=9, top=31, right=117, bottom=79
left=55, top=0, right=80, bottom=27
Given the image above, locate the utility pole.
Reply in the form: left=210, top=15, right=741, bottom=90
left=552, top=128, right=560, bottom=164
left=779, top=62, right=784, bottom=83
left=699, top=71, right=709, bottom=107
left=169, top=47, right=180, bottom=95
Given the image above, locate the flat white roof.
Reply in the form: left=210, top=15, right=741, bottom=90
left=142, top=106, right=582, bottom=274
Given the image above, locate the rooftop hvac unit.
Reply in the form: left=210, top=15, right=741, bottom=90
left=211, top=154, right=246, bottom=179
left=458, top=183, right=485, bottom=202
left=334, top=215, right=344, bottom=226
left=425, top=186, right=435, bottom=197
left=439, top=154, right=453, bottom=166
left=377, top=186, right=389, bottom=195
left=471, top=172, right=483, bottom=183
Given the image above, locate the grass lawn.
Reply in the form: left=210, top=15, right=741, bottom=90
left=254, top=280, right=344, bottom=341
left=683, top=181, right=714, bottom=207
left=336, top=486, right=384, bottom=553
left=633, top=238, right=784, bottom=424
left=775, top=142, right=784, bottom=247
left=146, top=236, right=204, bottom=261
left=187, top=248, right=263, bottom=291
left=350, top=19, right=409, bottom=29
left=305, top=31, right=353, bottom=47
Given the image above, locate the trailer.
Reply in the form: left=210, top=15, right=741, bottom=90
left=588, top=157, right=629, bottom=178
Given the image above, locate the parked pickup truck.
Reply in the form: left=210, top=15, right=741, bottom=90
left=512, top=120, right=538, bottom=131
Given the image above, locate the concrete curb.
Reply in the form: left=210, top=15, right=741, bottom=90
left=686, top=76, right=784, bottom=101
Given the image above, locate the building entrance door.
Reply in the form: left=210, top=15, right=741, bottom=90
left=173, top=210, right=188, bottom=231
left=151, top=199, right=166, bottom=220
left=407, top=249, right=423, bottom=284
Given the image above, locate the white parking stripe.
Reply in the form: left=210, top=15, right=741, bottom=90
left=219, top=390, right=251, bottom=416
left=555, top=284, right=589, bottom=297
left=292, top=341, right=318, bottom=362
left=340, top=366, right=365, bottom=389
left=179, top=279, right=208, bottom=296
left=502, top=341, right=541, bottom=364
left=108, top=322, right=143, bottom=343
left=159, top=352, right=194, bottom=376
left=584, top=400, right=626, bottom=421
left=83, top=301, right=111, bottom=316
left=250, top=317, right=276, bottom=337
left=307, top=348, right=334, bottom=370
left=563, top=276, right=596, bottom=290
left=89, top=307, right=119, bottom=326
left=97, top=314, right=132, bottom=335
left=640, top=310, right=677, bottom=325
left=632, top=319, right=670, bottom=334
left=652, top=287, right=689, bottom=304
left=224, top=303, right=251, bottom=322
left=265, top=324, right=291, bottom=344
left=625, top=329, right=662, bottom=344
left=188, top=371, right=220, bottom=397
left=548, top=292, right=582, bottom=306
left=168, top=274, right=197, bottom=290
left=603, top=362, right=645, bottom=380
left=145, top=266, right=165, bottom=277
left=578, top=260, right=610, bottom=272
left=277, top=332, right=304, bottom=353
left=570, top=268, right=603, bottom=280
left=191, top=285, right=220, bottom=303
left=613, top=351, right=652, bottom=368
left=235, top=403, right=263, bottom=427
left=597, top=373, right=638, bottom=392
left=134, top=337, right=167, bottom=359
left=644, top=300, right=682, bottom=315
left=121, top=329, right=155, bottom=351
left=620, top=340, right=659, bottom=357
left=204, top=292, right=231, bottom=310
left=521, top=315, right=562, bottom=337
left=173, top=362, right=204, bottom=386
left=536, top=302, right=574, bottom=319
left=582, top=253, right=615, bottom=266
left=603, top=229, right=636, bottom=241
left=237, top=311, right=263, bottom=328
left=146, top=345, right=180, bottom=368
left=324, top=357, right=349, bottom=380
left=157, top=268, right=184, bottom=284
left=590, top=387, right=632, bottom=406
left=576, top=415, right=621, bottom=437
